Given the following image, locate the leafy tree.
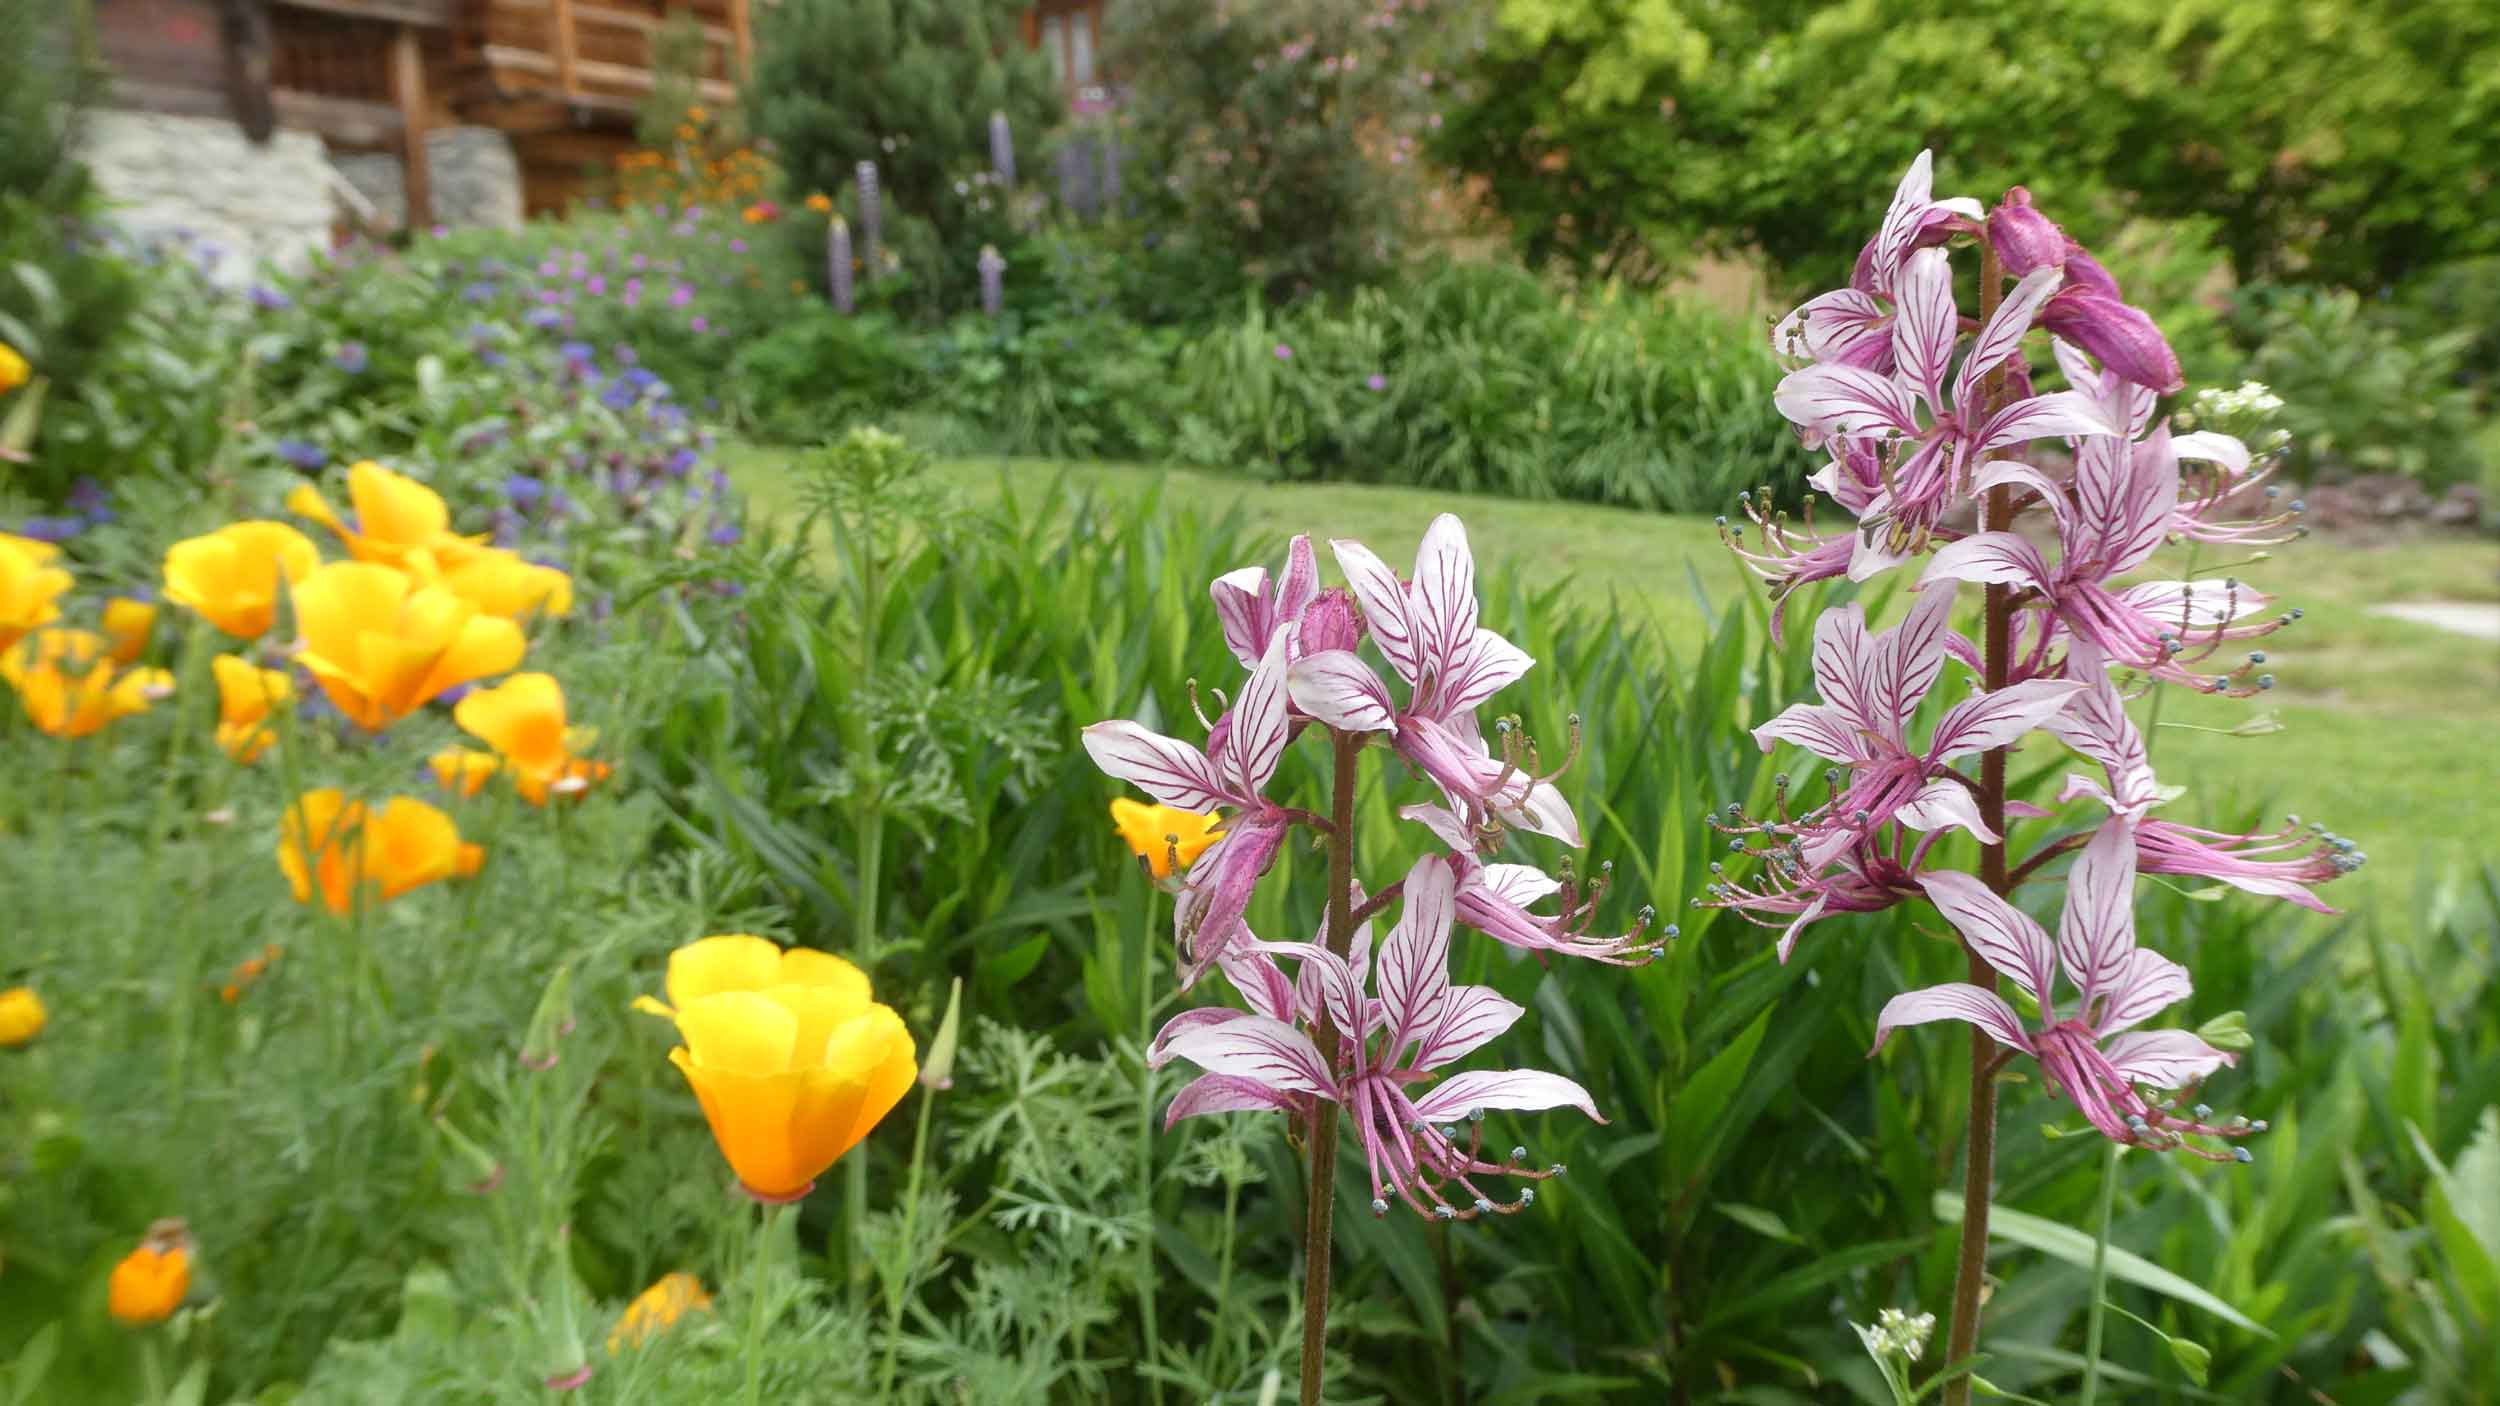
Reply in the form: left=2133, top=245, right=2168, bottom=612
left=747, top=0, right=1058, bottom=255
left=1435, top=0, right=2500, bottom=292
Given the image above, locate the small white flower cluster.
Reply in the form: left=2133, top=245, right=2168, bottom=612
left=1867, top=1307, right=1936, bottom=1363
left=2181, top=381, right=2293, bottom=450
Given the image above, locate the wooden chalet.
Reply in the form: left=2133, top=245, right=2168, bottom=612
left=90, top=0, right=753, bottom=223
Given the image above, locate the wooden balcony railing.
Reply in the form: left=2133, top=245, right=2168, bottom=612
left=459, top=0, right=745, bottom=118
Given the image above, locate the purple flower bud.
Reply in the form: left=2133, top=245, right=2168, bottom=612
left=855, top=162, right=882, bottom=283
left=1365, top=373, right=1388, bottom=392
left=334, top=341, right=369, bottom=374
left=977, top=244, right=1005, bottom=318
left=1273, top=343, right=1293, bottom=361
left=1986, top=187, right=2070, bottom=277
left=2061, top=248, right=2123, bottom=300
left=1297, top=587, right=1365, bottom=655
left=2040, top=290, right=2183, bottom=394
left=828, top=218, right=854, bottom=314
left=989, top=109, right=1017, bottom=186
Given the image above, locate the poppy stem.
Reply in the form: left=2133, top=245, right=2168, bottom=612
left=739, top=1201, right=785, bottom=1406
left=1298, top=728, right=1363, bottom=1406
left=874, top=1077, right=942, bottom=1396
left=1136, top=882, right=1165, bottom=1404
left=2078, top=1139, right=2122, bottom=1405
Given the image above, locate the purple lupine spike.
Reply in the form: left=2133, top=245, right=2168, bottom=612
left=828, top=217, right=854, bottom=314
left=989, top=109, right=1016, bottom=186
left=977, top=244, right=1005, bottom=318
left=1100, top=131, right=1123, bottom=210
left=854, top=162, right=882, bottom=284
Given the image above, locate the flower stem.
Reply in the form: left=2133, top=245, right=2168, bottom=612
left=1299, top=728, right=1363, bottom=1406
left=740, top=1202, right=785, bottom=1406
left=2078, top=1140, right=2121, bottom=1405
left=1943, top=236, right=2013, bottom=1406
left=874, top=1082, right=941, bottom=1395
left=1137, top=884, right=1166, bottom=1404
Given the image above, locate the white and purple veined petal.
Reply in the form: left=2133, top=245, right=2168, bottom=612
left=1172, top=817, right=1289, bottom=988
left=2071, top=428, right=2178, bottom=578
left=1163, top=1072, right=1305, bottom=1130
left=1216, top=948, right=1295, bottom=1024
left=1147, top=1006, right=1248, bottom=1067
left=1082, top=721, right=1231, bottom=812
left=1480, top=863, right=1561, bottom=907
left=1888, top=585, right=1958, bottom=739
left=2042, top=649, right=2160, bottom=819
left=1893, top=777, right=1999, bottom=843
left=1224, top=631, right=1295, bottom=797
left=1330, top=536, right=1423, bottom=686
left=2114, top=578, right=2271, bottom=631
left=1974, top=389, right=2121, bottom=454
left=1751, top=700, right=1876, bottom=765
left=1810, top=602, right=1896, bottom=744
left=1950, top=266, right=2064, bottom=412
left=1410, top=1068, right=1602, bottom=1124
left=1919, top=531, right=2056, bottom=593
left=1159, top=1012, right=1339, bottom=1098
left=1870, top=149, right=1938, bottom=291
left=1929, top=678, right=2087, bottom=762
left=1892, top=248, right=1960, bottom=418
left=2092, top=946, right=2193, bottom=1038
left=1772, top=287, right=1891, bottom=366
left=2059, top=819, right=2143, bottom=1011
left=1247, top=939, right=1363, bottom=1044
left=2170, top=430, right=2252, bottom=480
left=1399, top=801, right=1480, bottom=855
left=2099, top=1028, right=2233, bottom=1089
left=1374, top=855, right=1458, bottom=1067
left=1433, top=628, right=1532, bottom=717
left=1774, top=363, right=1924, bottom=441
left=1870, top=981, right=2035, bottom=1056
left=1410, top=514, right=1480, bottom=689
left=1411, top=985, right=1525, bottom=1072
left=1917, top=871, right=2060, bottom=1012
left=1289, top=649, right=1399, bottom=734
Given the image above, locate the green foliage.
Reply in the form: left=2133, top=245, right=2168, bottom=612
left=1437, top=0, right=2500, bottom=292
left=2226, top=284, right=2489, bottom=489
left=1103, top=0, right=1463, bottom=300
left=747, top=0, right=1058, bottom=262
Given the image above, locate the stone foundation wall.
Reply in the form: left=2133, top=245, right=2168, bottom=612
left=80, top=112, right=527, bottom=281
left=78, top=110, right=336, bottom=281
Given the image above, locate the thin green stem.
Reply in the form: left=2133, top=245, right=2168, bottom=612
left=1215, top=1163, right=1241, bottom=1384
left=1299, top=729, right=1363, bottom=1406
left=740, top=1202, right=785, bottom=1406
left=875, top=1085, right=941, bottom=1395
left=139, top=1336, right=166, bottom=1405
left=1137, top=884, right=1165, bottom=1402
left=2078, top=1140, right=2121, bottom=1406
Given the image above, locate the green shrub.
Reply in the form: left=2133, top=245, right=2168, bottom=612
left=1437, top=0, right=2500, bottom=293
left=747, top=0, right=1058, bottom=269
left=1103, top=0, right=1462, bottom=301
left=2227, top=283, right=2488, bottom=488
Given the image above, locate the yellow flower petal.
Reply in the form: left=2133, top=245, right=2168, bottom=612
left=663, top=934, right=787, bottom=1009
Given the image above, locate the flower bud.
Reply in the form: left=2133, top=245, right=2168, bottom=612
left=2041, top=290, right=2183, bottom=394
left=1296, top=587, right=1364, bottom=656
left=1987, top=187, right=2071, bottom=276
left=432, top=1113, right=505, bottom=1195
left=520, top=962, right=575, bottom=1071
left=919, top=976, right=963, bottom=1091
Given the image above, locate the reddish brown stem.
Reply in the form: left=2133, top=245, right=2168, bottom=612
left=1300, top=729, right=1364, bottom=1406
left=1943, top=236, right=2013, bottom=1406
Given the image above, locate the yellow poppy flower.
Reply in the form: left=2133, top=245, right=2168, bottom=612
left=2, top=629, right=173, bottom=738
left=0, top=341, right=27, bottom=392
left=0, top=533, right=73, bottom=653
left=452, top=672, right=611, bottom=804
left=210, top=654, right=292, bottom=763
left=102, top=597, right=157, bottom=664
left=108, top=1222, right=194, bottom=1326
left=607, top=1272, right=712, bottom=1352
left=1110, top=799, right=1225, bottom=879
left=0, top=985, right=45, bottom=1047
left=289, top=561, right=524, bottom=730
left=286, top=461, right=489, bottom=570
left=404, top=544, right=573, bottom=620
left=161, top=520, right=321, bottom=639
left=277, top=789, right=485, bottom=915
left=635, top=935, right=917, bottom=1203
left=427, top=745, right=501, bottom=797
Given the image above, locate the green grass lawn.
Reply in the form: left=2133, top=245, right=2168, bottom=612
left=729, top=445, right=2499, bottom=930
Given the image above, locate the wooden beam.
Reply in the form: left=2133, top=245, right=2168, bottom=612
left=729, top=0, right=751, bottom=78
left=549, top=0, right=578, bottom=97
left=391, top=24, right=433, bottom=227
left=273, top=0, right=455, bottom=26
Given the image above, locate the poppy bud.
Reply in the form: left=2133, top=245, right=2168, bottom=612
left=2040, top=289, right=2184, bottom=394
left=521, top=962, right=575, bottom=1071
left=1296, top=587, right=1364, bottom=656
left=919, top=977, right=963, bottom=1090
left=1986, top=187, right=2071, bottom=276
